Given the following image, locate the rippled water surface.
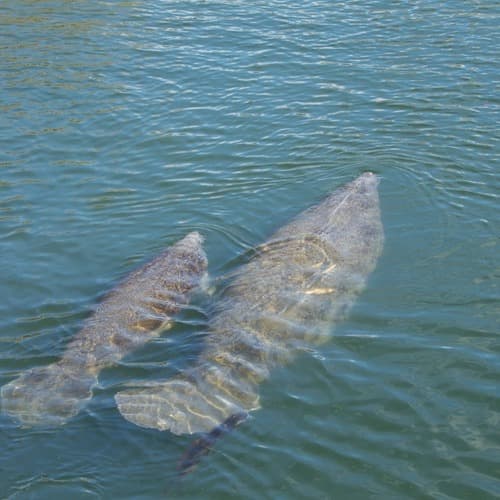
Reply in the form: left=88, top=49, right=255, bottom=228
left=1, top=1, right=499, bottom=498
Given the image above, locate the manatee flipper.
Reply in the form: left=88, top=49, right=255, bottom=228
left=1, top=232, right=208, bottom=426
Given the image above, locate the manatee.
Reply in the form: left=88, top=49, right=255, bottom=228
left=116, top=173, right=384, bottom=435
left=1, top=232, right=207, bottom=426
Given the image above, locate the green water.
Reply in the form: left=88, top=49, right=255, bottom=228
left=0, top=1, right=498, bottom=498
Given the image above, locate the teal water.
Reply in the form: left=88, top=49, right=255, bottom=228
left=1, top=0, right=499, bottom=498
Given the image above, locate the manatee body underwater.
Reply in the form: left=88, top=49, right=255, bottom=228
left=115, top=172, right=384, bottom=436
left=1, top=232, right=207, bottom=426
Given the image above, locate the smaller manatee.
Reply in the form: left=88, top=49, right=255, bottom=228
left=1, top=232, right=207, bottom=426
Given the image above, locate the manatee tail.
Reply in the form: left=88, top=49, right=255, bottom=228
left=115, top=368, right=259, bottom=435
left=1, top=362, right=97, bottom=426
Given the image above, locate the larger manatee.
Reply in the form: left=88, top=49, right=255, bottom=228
left=1, top=232, right=207, bottom=426
left=116, top=173, right=384, bottom=435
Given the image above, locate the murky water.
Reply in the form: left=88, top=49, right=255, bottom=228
left=0, top=1, right=498, bottom=498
